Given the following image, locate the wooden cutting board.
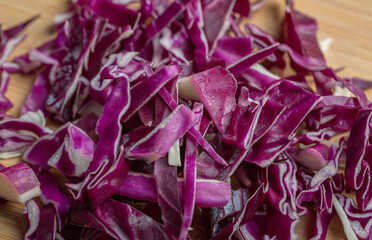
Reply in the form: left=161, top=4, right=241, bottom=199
left=1, top=0, right=372, bottom=239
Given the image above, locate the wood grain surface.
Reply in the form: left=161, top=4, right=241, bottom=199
left=1, top=0, right=372, bottom=239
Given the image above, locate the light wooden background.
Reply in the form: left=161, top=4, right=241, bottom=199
left=1, top=0, right=372, bottom=239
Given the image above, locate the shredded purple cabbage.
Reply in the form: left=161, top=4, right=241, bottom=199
left=1, top=0, right=372, bottom=239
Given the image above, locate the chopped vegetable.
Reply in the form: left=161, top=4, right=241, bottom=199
left=1, top=0, right=372, bottom=239
left=0, top=163, right=41, bottom=203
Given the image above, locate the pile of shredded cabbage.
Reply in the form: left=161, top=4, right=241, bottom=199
left=0, top=0, right=371, bottom=239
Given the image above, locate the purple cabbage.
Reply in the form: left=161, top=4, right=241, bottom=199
left=126, top=105, right=198, bottom=163
left=178, top=67, right=237, bottom=133
left=0, top=163, right=41, bottom=203
left=1, top=0, right=372, bottom=239
left=117, top=171, right=231, bottom=207
left=23, top=122, right=93, bottom=174
left=154, top=156, right=182, bottom=238
left=0, top=71, right=12, bottom=119
left=71, top=199, right=171, bottom=240
left=0, top=16, right=39, bottom=118
left=345, top=110, right=372, bottom=211
left=246, top=80, right=322, bottom=167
